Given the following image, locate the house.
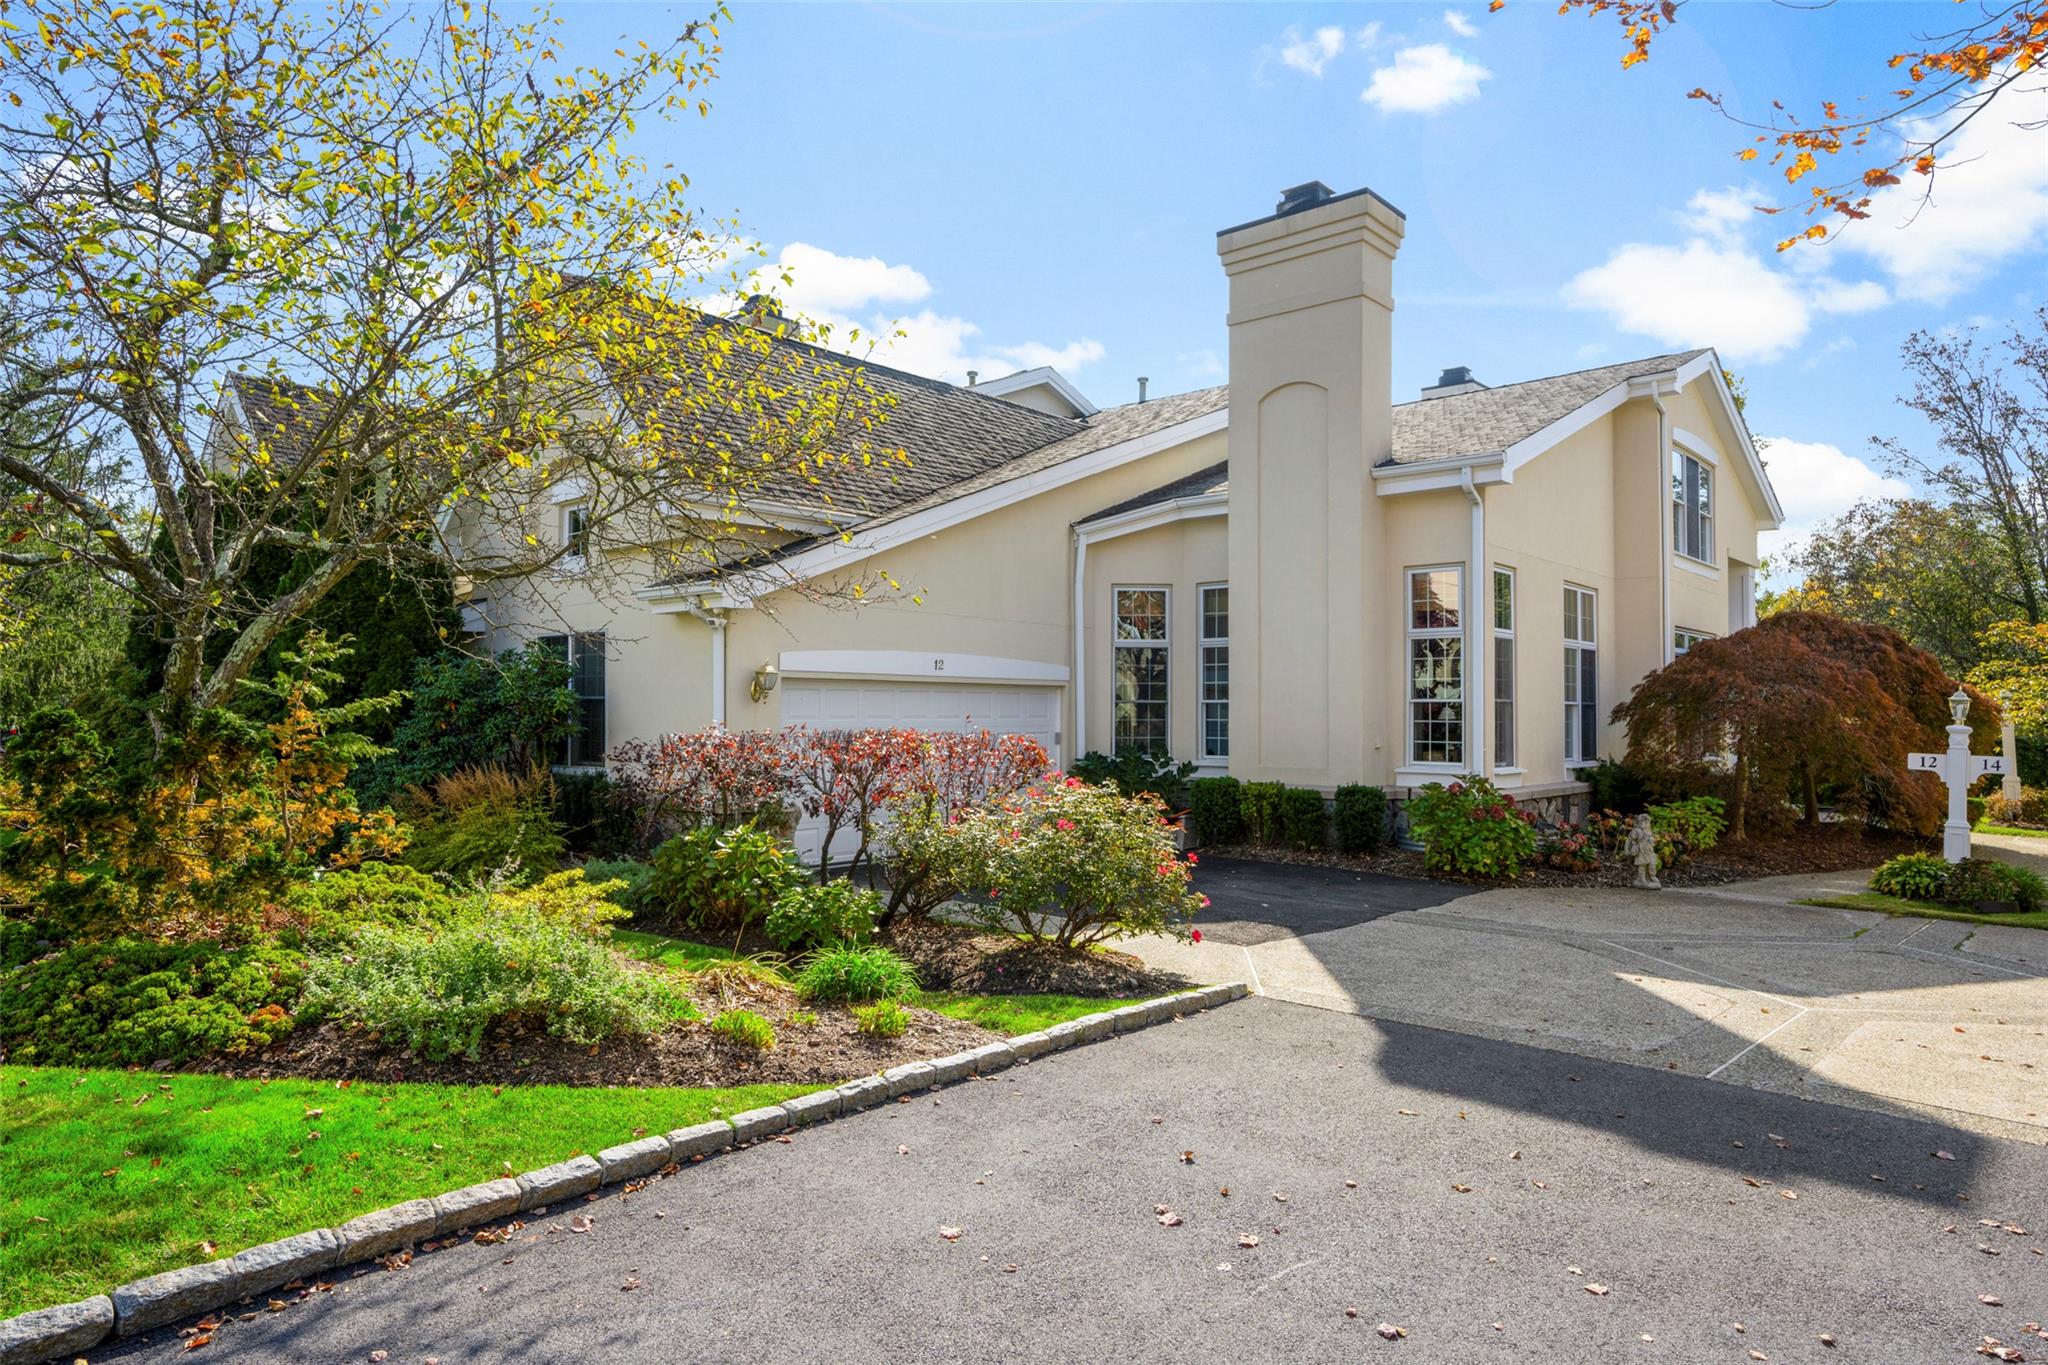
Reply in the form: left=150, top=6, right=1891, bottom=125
left=460, top=181, right=1785, bottom=836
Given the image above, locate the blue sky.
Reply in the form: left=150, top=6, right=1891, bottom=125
left=566, top=1, right=2047, bottom=575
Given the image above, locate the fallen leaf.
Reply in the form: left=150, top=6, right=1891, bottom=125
left=199, top=1240, right=218, bottom=1255
left=1749, top=1352, right=1769, bottom=1362
left=369, top=1354, right=389, bottom=1364
left=1002, top=1263, right=1019, bottom=1273
left=1238, top=1233, right=1260, bottom=1248
left=568, top=1215, right=593, bottom=1234
left=1779, top=1190, right=1799, bottom=1201
left=1272, top=1192, right=1289, bottom=1203
left=1157, top=1211, right=1182, bottom=1227
left=1344, top=1180, right=1358, bottom=1189
left=1584, top=1283, right=1609, bottom=1296
left=939, top=1225, right=963, bottom=1241
left=621, top=1277, right=641, bottom=1292
left=1376, top=1322, right=1407, bottom=1340
left=897, top=1145, right=910, bottom=1156
left=266, top=1300, right=287, bottom=1313
left=1180, top=1151, right=1196, bottom=1164
left=1984, top=1295, right=2007, bottom=1307
left=1451, top=1184, right=1473, bottom=1194
left=1936, top=1150, right=1958, bottom=1161
left=182, top=1336, right=212, bottom=1353
left=1508, top=1150, right=1521, bottom=1160
left=1819, top=1334, right=1838, bottom=1347
left=1742, top=1177, right=1764, bottom=1188
left=1344, top=1308, right=1358, bottom=1318
left=1396, top=1108, right=1418, bottom=1116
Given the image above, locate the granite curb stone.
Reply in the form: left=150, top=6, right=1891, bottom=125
left=0, top=984, right=1249, bottom=1363
left=666, top=1120, right=735, bottom=1162
left=597, top=1135, right=673, bottom=1185
left=728, top=1105, right=791, bottom=1144
left=338, top=1198, right=439, bottom=1264
left=112, top=1260, right=244, bottom=1336
left=0, top=1296, right=113, bottom=1364
left=433, top=1179, right=523, bottom=1234
left=229, top=1227, right=342, bottom=1297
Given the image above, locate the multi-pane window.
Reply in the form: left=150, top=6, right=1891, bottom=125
left=1563, top=586, right=1597, bottom=765
left=1407, top=567, right=1464, bottom=766
left=1113, top=588, right=1169, bottom=755
left=1493, top=567, right=1516, bottom=769
left=1673, top=627, right=1713, bottom=656
left=539, top=631, right=607, bottom=767
left=1672, top=450, right=1713, bottom=562
left=1199, top=585, right=1229, bottom=760
left=563, top=505, right=590, bottom=560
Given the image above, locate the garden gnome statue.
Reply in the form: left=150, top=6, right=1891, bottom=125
left=1625, top=813, right=1661, bottom=890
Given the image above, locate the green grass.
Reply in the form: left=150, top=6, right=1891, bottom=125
left=912, top=990, right=1143, bottom=1035
left=0, top=1067, right=817, bottom=1317
left=1799, top=891, right=2048, bottom=931
left=610, top=926, right=749, bottom=971
left=1977, top=822, right=2048, bottom=841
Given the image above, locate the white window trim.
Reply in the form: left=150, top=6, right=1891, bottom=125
left=1112, top=584, right=1171, bottom=756
left=1563, top=583, right=1598, bottom=768
left=1198, top=581, right=1229, bottom=763
left=1492, top=565, right=1516, bottom=773
left=559, top=503, right=591, bottom=575
left=1672, top=447, right=1715, bottom=566
left=1673, top=627, right=1715, bottom=655
left=1405, top=564, right=1467, bottom=770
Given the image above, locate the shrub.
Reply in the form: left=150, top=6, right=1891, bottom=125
left=355, top=644, right=575, bottom=806
left=1583, top=758, right=1651, bottom=815
left=875, top=798, right=969, bottom=923
left=1536, top=823, right=1600, bottom=874
left=1870, top=851, right=1953, bottom=901
left=1188, top=776, right=1244, bottom=846
left=1944, top=858, right=2045, bottom=912
left=0, top=938, right=303, bottom=1066
left=1068, top=749, right=1198, bottom=811
left=1240, top=781, right=1286, bottom=846
left=491, top=869, right=635, bottom=935
left=646, top=821, right=809, bottom=938
left=399, top=764, right=565, bottom=885
left=550, top=771, right=642, bottom=859
left=766, top=879, right=881, bottom=952
left=874, top=730, right=1051, bottom=925
left=854, top=999, right=909, bottom=1039
left=707, top=1008, right=776, bottom=1050
left=1646, top=796, right=1727, bottom=868
left=795, top=944, right=919, bottom=1003
left=300, top=912, right=687, bottom=1061
left=1967, top=795, right=1987, bottom=828
left=1332, top=784, right=1387, bottom=855
left=283, top=862, right=463, bottom=941
left=0, top=916, right=44, bottom=969
left=580, top=857, right=656, bottom=914
left=1405, top=778, right=1539, bottom=880
left=1279, top=787, right=1327, bottom=851
left=946, top=777, right=1204, bottom=948
left=1984, top=786, right=2048, bottom=829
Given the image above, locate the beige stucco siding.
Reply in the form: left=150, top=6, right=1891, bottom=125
left=1080, top=515, right=1229, bottom=765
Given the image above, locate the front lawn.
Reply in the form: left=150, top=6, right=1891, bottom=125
left=1800, top=891, right=2048, bottom=931
left=0, top=1065, right=817, bottom=1318
left=913, top=990, right=1142, bottom=1035
left=1977, top=822, right=2048, bottom=841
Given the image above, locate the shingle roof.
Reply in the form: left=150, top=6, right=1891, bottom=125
left=1387, top=349, right=1708, bottom=464
left=225, top=372, right=337, bottom=464
left=1078, top=461, right=1229, bottom=526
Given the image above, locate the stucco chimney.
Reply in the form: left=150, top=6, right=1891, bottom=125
left=1216, top=183, right=1406, bottom=787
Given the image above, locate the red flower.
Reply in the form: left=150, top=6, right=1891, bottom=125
left=1198, top=894, right=1212, bottom=908
left=1190, top=928, right=1203, bottom=943
left=1056, top=818, right=1075, bottom=831
left=1186, top=853, right=1199, bottom=866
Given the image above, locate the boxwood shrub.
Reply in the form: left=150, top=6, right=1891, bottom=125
left=1332, top=784, right=1387, bottom=855
left=1279, top=787, right=1327, bottom=851
left=1188, top=776, right=1244, bottom=846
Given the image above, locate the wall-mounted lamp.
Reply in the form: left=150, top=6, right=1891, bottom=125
left=751, top=663, right=780, bottom=704
left=1948, top=688, right=1971, bottom=726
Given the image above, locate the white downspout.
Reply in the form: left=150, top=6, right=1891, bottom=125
left=1461, top=466, right=1487, bottom=778
left=1648, top=385, right=1672, bottom=667
left=1071, top=527, right=1088, bottom=760
left=680, top=599, right=729, bottom=725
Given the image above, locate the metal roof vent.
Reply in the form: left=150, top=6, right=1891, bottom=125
left=1275, top=181, right=1336, bottom=217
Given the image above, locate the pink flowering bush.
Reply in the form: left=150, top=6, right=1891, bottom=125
left=945, top=776, right=1204, bottom=949
left=876, top=730, right=1051, bottom=922
left=1405, top=777, right=1539, bottom=880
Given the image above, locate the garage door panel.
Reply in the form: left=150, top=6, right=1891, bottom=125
left=779, top=678, right=1062, bottom=866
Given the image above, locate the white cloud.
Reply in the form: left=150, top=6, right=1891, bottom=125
left=1754, top=436, right=1912, bottom=572
left=1355, top=21, right=1383, bottom=48
left=775, top=242, right=930, bottom=313
left=1809, top=279, right=1889, bottom=314
left=1442, top=9, right=1478, bottom=38
left=1564, top=240, right=1816, bottom=361
left=1686, top=186, right=1756, bottom=242
left=1362, top=44, right=1491, bottom=114
left=1279, top=24, right=1348, bottom=78
left=719, top=243, right=1104, bottom=388
left=1842, top=76, right=2048, bottom=303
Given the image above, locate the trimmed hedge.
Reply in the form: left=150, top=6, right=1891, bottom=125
left=1333, top=784, right=1387, bottom=854
left=1279, top=787, right=1327, bottom=850
left=1189, top=776, right=1245, bottom=846
left=1241, top=781, right=1286, bottom=846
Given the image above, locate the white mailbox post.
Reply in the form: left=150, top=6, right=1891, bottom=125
left=1907, top=689, right=2010, bottom=862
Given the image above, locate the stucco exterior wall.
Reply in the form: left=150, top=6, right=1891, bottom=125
left=1079, top=514, right=1230, bottom=766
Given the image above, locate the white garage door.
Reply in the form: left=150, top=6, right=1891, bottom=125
left=778, top=678, right=1062, bottom=868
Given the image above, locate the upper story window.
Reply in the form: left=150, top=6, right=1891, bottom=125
left=1493, top=567, right=1516, bottom=770
left=1563, top=585, right=1597, bottom=765
left=1407, top=566, right=1464, bottom=766
left=1199, top=585, right=1229, bottom=761
left=563, top=504, right=591, bottom=562
left=1672, top=449, right=1713, bottom=563
left=1113, top=587, right=1169, bottom=756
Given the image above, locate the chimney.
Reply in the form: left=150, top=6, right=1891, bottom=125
left=1137, top=376, right=1149, bottom=402
left=1216, top=181, right=1405, bottom=786
left=735, top=293, right=793, bottom=335
left=1421, top=366, right=1487, bottom=399
left=966, top=370, right=978, bottom=388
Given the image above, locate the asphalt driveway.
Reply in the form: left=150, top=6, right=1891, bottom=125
left=1137, top=864, right=2048, bottom=1145
left=103, top=998, right=2048, bottom=1364
left=1189, top=855, right=1467, bottom=944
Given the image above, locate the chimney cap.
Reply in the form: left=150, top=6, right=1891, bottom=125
left=1275, top=181, right=1336, bottom=216
left=1436, top=366, right=1478, bottom=387
left=1421, top=365, right=1489, bottom=399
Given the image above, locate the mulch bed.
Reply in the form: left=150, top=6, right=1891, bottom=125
left=881, top=916, right=1188, bottom=997
left=214, top=976, right=996, bottom=1090
left=1204, top=824, right=1926, bottom=892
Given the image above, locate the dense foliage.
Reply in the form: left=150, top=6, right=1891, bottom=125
left=1405, top=778, right=1540, bottom=880
left=1869, top=852, right=1953, bottom=902
left=647, top=821, right=809, bottom=939
left=1332, top=785, right=1388, bottom=855
left=358, top=648, right=576, bottom=806
left=707, top=1009, right=776, bottom=1050
left=1068, top=749, right=1199, bottom=812
left=1240, top=781, right=1287, bottom=846
left=854, top=999, right=909, bottom=1038
left=1188, top=776, right=1244, bottom=846
left=1869, top=853, right=2046, bottom=913
left=1278, top=787, right=1327, bottom=851
left=396, top=765, right=566, bottom=887
left=766, top=879, right=881, bottom=952
left=794, top=944, right=919, bottom=1004
left=1646, top=796, right=1728, bottom=868
left=1984, top=787, right=2048, bottom=830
